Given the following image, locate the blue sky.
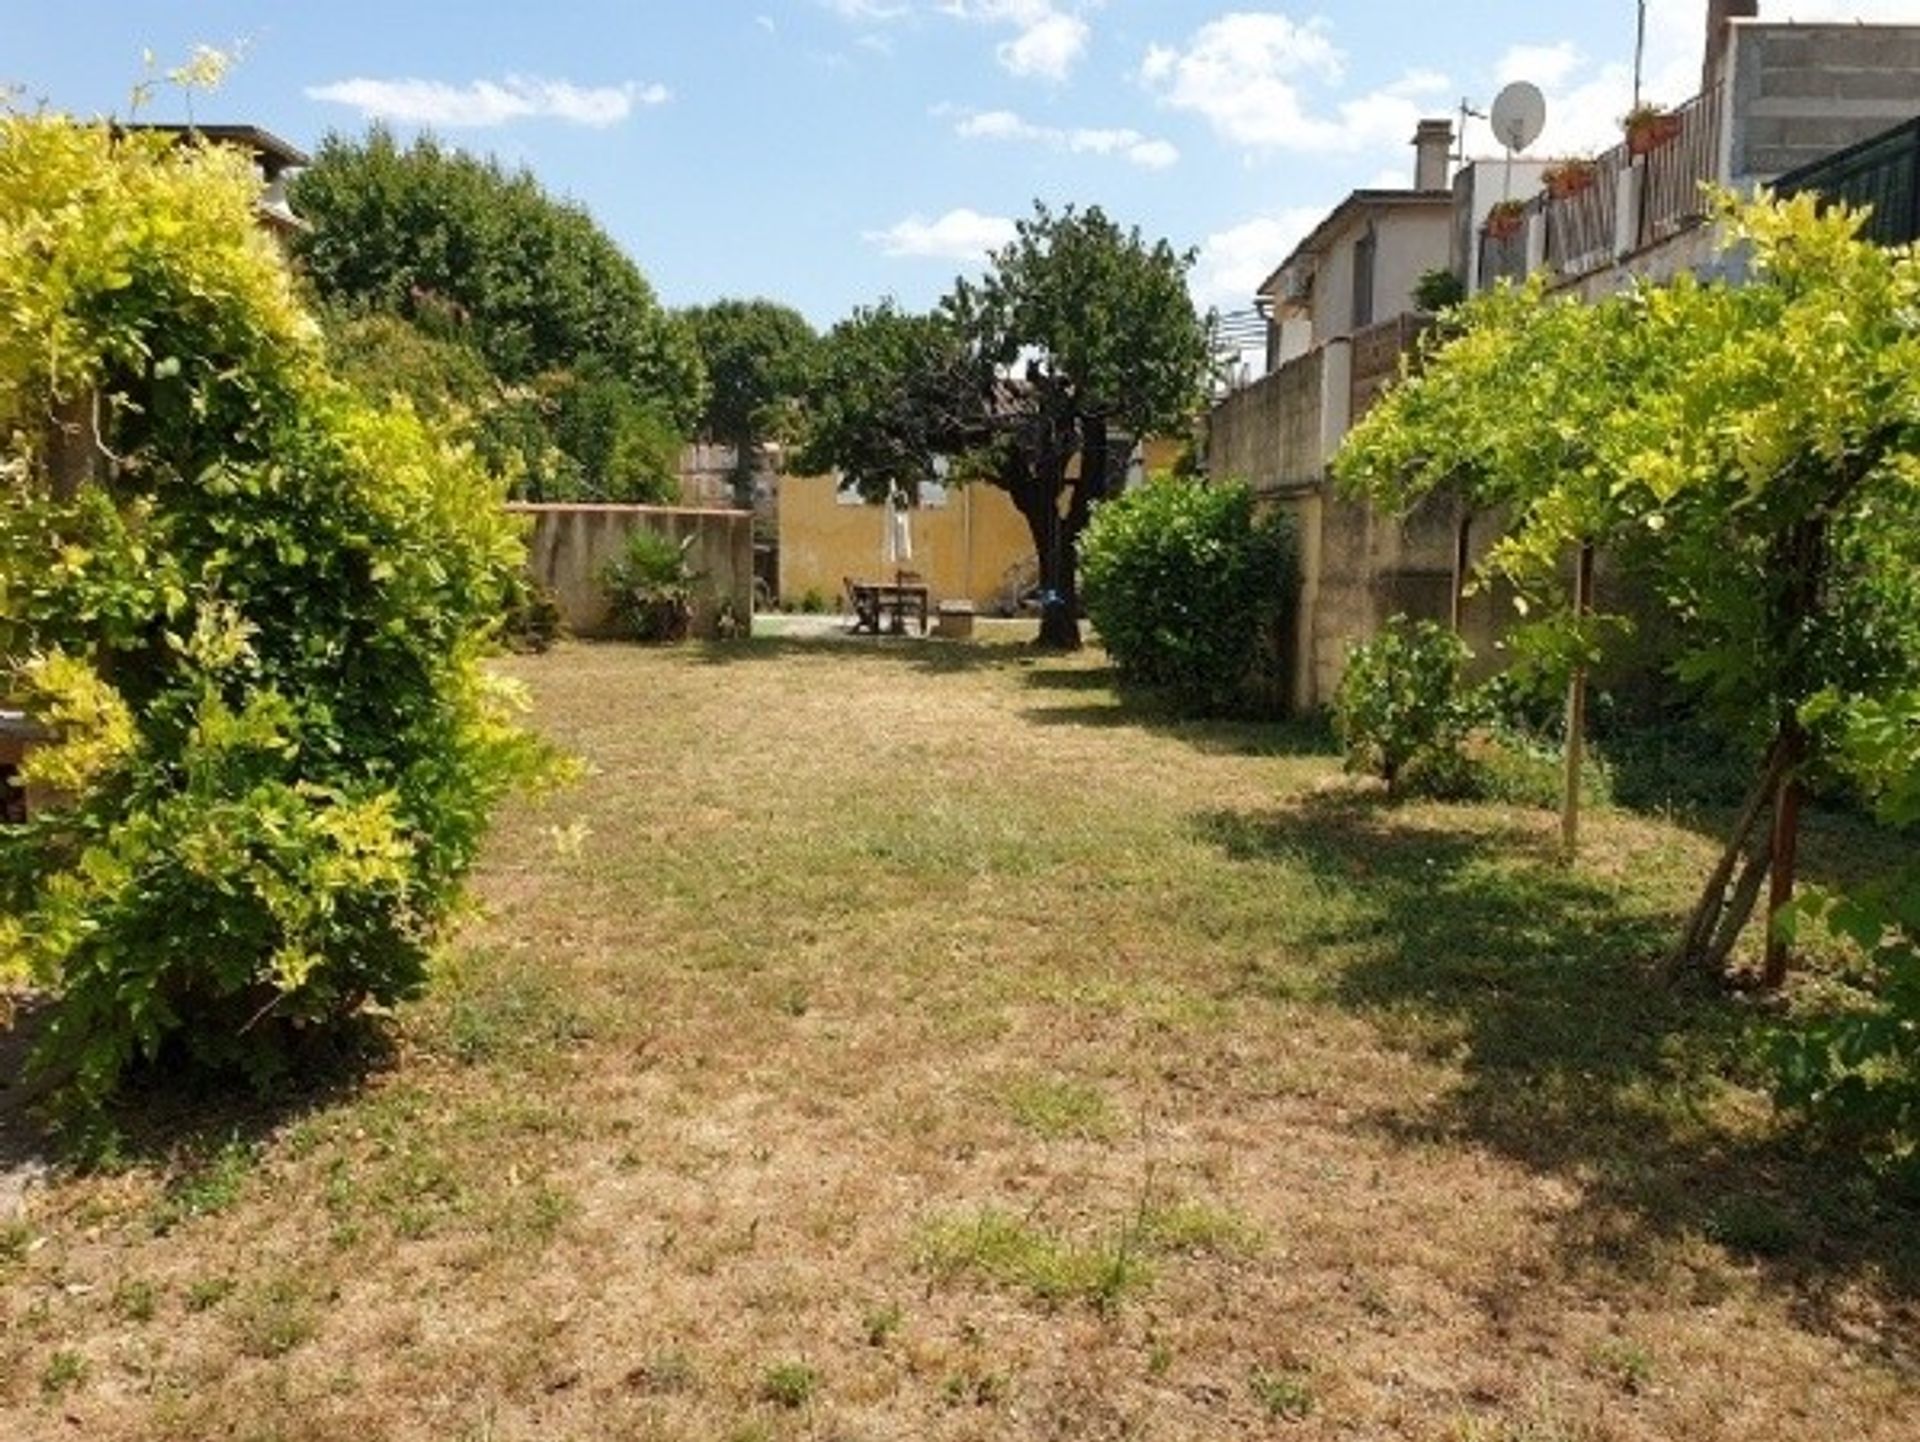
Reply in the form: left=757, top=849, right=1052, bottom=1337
left=4, top=2, right=1911, bottom=327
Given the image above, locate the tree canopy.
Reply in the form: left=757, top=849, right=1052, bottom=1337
left=799, top=204, right=1212, bottom=648
left=682, top=298, right=815, bottom=502
left=292, top=128, right=705, bottom=431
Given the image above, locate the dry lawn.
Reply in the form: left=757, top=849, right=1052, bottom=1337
left=1, top=633, right=1915, bottom=1440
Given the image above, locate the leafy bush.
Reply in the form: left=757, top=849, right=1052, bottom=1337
left=1334, top=617, right=1481, bottom=797
left=1769, top=689, right=1920, bottom=1177
left=1412, top=267, right=1466, bottom=314
left=1080, top=478, right=1296, bottom=715
left=0, top=116, right=548, bottom=1115
left=601, top=529, right=697, bottom=643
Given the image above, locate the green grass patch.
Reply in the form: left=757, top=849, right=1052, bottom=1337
left=1001, top=1075, right=1118, bottom=1140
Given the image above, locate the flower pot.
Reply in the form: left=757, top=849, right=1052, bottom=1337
left=1484, top=210, right=1525, bottom=242
left=1625, top=112, right=1681, bottom=157
left=1545, top=166, right=1596, bottom=200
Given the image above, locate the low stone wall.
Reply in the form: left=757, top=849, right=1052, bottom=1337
left=509, top=504, right=754, bottom=640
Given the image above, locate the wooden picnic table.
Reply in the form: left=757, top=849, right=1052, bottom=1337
left=846, top=579, right=931, bottom=636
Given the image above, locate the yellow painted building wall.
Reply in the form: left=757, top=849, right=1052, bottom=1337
left=778, top=475, right=1037, bottom=611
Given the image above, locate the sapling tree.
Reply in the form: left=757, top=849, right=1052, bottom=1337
left=1337, top=194, right=1920, bottom=983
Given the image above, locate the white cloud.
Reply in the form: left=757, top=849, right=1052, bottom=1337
left=1192, top=205, right=1324, bottom=309
left=1497, top=41, right=1583, bottom=90
left=940, top=1, right=1092, bottom=82
left=306, top=75, right=668, bottom=129
left=952, top=107, right=1179, bottom=168
left=1140, top=13, right=1445, bottom=154
left=820, top=0, right=910, bottom=20
left=865, top=207, right=1018, bottom=260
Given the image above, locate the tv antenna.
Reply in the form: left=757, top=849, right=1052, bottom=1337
left=1488, top=80, right=1547, bottom=201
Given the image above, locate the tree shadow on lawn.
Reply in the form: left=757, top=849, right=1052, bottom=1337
left=1194, top=791, right=1920, bottom=1355
left=688, top=632, right=1049, bottom=675
left=1022, top=673, right=1338, bottom=759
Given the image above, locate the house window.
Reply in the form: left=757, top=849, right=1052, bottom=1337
left=1351, top=222, right=1377, bottom=331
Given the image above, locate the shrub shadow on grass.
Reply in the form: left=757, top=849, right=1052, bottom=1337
left=1, top=1006, right=395, bottom=1177
left=1194, top=791, right=1920, bottom=1353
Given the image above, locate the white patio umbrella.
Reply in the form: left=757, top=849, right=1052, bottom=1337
left=884, top=482, right=913, bottom=576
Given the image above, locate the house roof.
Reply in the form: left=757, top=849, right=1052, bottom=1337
left=118, top=123, right=310, bottom=177
left=1255, top=188, right=1454, bottom=302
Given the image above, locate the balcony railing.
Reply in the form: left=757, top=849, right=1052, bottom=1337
left=1638, top=84, right=1724, bottom=248
left=1544, top=150, right=1624, bottom=278
left=1476, top=222, right=1530, bottom=291
left=1776, top=115, right=1920, bottom=248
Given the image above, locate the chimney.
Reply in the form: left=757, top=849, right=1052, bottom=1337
left=1412, top=118, right=1453, bottom=191
left=1704, top=0, right=1758, bottom=89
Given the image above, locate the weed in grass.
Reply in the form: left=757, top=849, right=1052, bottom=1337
left=1138, top=1199, right=1261, bottom=1256
left=1249, top=1364, right=1314, bottom=1421
left=438, top=953, right=587, bottom=1065
left=149, top=1136, right=254, bottom=1233
left=625, top=1350, right=696, bottom=1396
left=759, top=1360, right=819, bottom=1409
left=112, top=1277, right=159, bottom=1324
left=183, top=1275, right=234, bottom=1313
left=1589, top=1337, right=1654, bottom=1395
left=942, top=1365, right=1010, bottom=1408
left=916, top=1208, right=1155, bottom=1310
left=0, top=1221, right=30, bottom=1267
left=863, top=1302, right=903, bottom=1347
left=40, top=1349, right=87, bottom=1398
left=1146, top=1340, right=1173, bottom=1378
left=1002, top=1076, right=1116, bottom=1140
left=232, top=1277, right=318, bottom=1359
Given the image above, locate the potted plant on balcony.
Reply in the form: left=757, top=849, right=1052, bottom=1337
left=1483, top=199, right=1527, bottom=242
left=1542, top=158, right=1598, bottom=200
left=1622, top=103, right=1681, bottom=157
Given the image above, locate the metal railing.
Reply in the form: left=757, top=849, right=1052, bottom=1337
left=1638, top=83, right=1724, bottom=247
left=1776, top=115, right=1920, bottom=248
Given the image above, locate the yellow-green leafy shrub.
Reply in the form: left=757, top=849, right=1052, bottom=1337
left=0, top=115, right=547, bottom=1113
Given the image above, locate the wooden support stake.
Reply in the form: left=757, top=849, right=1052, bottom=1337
left=1561, top=543, right=1596, bottom=862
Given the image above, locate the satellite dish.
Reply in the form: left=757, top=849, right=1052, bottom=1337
left=1489, top=81, right=1547, bottom=154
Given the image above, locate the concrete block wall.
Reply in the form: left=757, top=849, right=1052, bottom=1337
left=510, top=504, right=754, bottom=640
left=1733, top=24, right=1920, bottom=180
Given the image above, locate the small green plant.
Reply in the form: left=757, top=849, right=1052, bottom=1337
left=600, top=528, right=699, bottom=642
left=1334, top=616, right=1481, bottom=797
left=758, top=1360, right=819, bottom=1409
left=862, top=1302, right=902, bottom=1348
left=626, top=1349, right=695, bottom=1395
left=184, top=1275, right=236, bottom=1313
left=40, top=1349, right=88, bottom=1398
left=1002, top=1075, right=1115, bottom=1140
left=501, top=574, right=565, bottom=653
left=1590, top=1337, right=1654, bottom=1395
left=799, top=586, right=828, bottom=615
left=150, top=1137, right=256, bottom=1234
left=1248, top=1364, right=1314, bottom=1420
left=113, top=1277, right=160, bottom=1324
left=232, top=1277, right=318, bottom=1359
left=1413, top=267, right=1466, bottom=313
left=1080, top=477, right=1296, bottom=716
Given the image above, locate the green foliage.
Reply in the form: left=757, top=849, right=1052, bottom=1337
left=1412, top=267, right=1466, bottom=314
left=682, top=298, right=815, bottom=502
left=0, top=115, right=547, bottom=1115
left=1079, top=478, right=1295, bottom=715
left=600, top=528, right=697, bottom=643
left=802, top=203, right=1213, bottom=648
left=1770, top=687, right=1920, bottom=1173
left=1334, top=618, right=1481, bottom=796
left=292, top=127, right=705, bottom=428
left=796, top=301, right=978, bottom=497
left=295, top=130, right=703, bottom=505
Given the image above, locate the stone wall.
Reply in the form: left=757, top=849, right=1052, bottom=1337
left=510, top=504, right=754, bottom=640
